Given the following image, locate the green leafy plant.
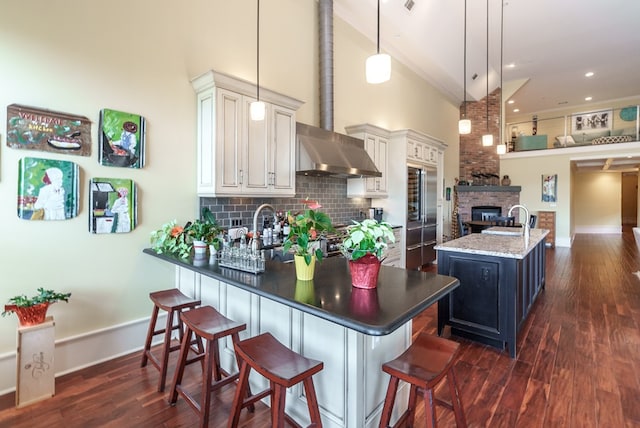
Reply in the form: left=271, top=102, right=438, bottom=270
left=186, top=207, right=223, bottom=250
left=150, top=220, right=192, bottom=258
left=282, top=203, right=334, bottom=266
left=340, top=219, right=395, bottom=261
left=2, top=288, right=71, bottom=317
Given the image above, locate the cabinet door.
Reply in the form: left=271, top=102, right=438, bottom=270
left=364, top=135, right=378, bottom=193
left=376, top=137, right=388, bottom=193
left=215, top=88, right=242, bottom=194
left=244, top=97, right=270, bottom=193
left=270, top=104, right=296, bottom=195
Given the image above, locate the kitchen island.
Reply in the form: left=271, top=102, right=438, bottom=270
left=435, top=228, right=548, bottom=358
left=143, top=249, right=459, bottom=428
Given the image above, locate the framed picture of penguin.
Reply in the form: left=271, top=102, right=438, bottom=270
left=99, top=108, right=146, bottom=168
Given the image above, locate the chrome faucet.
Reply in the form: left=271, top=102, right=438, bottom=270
left=252, top=203, right=275, bottom=238
left=508, top=204, right=530, bottom=240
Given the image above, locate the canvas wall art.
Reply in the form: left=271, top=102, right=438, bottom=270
left=6, top=104, right=92, bottom=156
left=17, top=157, right=79, bottom=220
left=571, top=109, right=612, bottom=134
left=542, top=174, right=557, bottom=203
left=99, top=109, right=146, bottom=168
left=89, top=178, right=137, bottom=234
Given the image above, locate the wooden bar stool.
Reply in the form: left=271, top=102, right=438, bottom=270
left=379, top=332, right=467, bottom=428
left=228, top=332, right=324, bottom=428
left=168, top=305, right=249, bottom=428
left=141, top=288, right=202, bottom=392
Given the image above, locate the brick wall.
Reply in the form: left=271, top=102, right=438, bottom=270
left=459, top=88, right=501, bottom=182
left=457, top=188, right=522, bottom=223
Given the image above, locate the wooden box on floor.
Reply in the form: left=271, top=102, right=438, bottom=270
left=16, top=316, right=55, bottom=408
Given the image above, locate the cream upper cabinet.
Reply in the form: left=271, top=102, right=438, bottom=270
left=345, top=123, right=390, bottom=198
left=407, top=138, right=439, bottom=165
left=192, top=70, right=303, bottom=197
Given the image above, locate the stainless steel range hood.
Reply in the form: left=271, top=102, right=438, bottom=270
left=296, top=122, right=381, bottom=178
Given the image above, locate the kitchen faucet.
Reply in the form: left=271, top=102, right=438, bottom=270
left=252, top=203, right=275, bottom=239
left=507, top=204, right=530, bottom=241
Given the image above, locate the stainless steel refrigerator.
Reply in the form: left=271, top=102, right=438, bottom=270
left=406, top=164, right=437, bottom=270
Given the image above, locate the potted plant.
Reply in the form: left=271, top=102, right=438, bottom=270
left=150, top=220, right=192, bottom=258
left=186, top=207, right=222, bottom=255
left=282, top=200, right=333, bottom=280
left=340, top=219, right=395, bottom=288
left=3, top=288, right=72, bottom=326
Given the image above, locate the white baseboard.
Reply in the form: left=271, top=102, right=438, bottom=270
left=556, top=236, right=572, bottom=247
left=0, top=313, right=165, bottom=396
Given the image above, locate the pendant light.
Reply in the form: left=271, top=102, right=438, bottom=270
left=481, top=0, right=493, bottom=146
left=250, top=0, right=265, bottom=121
left=458, top=0, right=471, bottom=135
left=366, top=0, right=391, bottom=84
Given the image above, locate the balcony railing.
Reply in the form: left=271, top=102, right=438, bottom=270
left=505, top=106, right=639, bottom=152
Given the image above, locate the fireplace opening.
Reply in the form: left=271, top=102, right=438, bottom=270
left=472, top=205, right=502, bottom=221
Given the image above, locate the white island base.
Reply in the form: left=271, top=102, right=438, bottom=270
left=174, top=267, right=411, bottom=428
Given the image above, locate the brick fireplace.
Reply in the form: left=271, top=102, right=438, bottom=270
left=456, top=185, right=522, bottom=223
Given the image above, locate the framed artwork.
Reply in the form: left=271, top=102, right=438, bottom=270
left=6, top=104, right=91, bottom=156
left=571, top=109, right=612, bottom=133
left=542, top=174, right=557, bottom=203
left=89, top=177, right=137, bottom=234
left=17, top=157, right=79, bottom=220
left=99, top=108, right=146, bottom=168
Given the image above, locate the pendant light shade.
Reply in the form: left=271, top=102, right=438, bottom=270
left=482, top=134, right=494, bottom=146
left=459, top=0, right=471, bottom=135
left=496, top=143, right=506, bottom=154
left=250, top=0, right=265, bottom=121
left=458, top=119, right=471, bottom=134
left=366, top=0, right=390, bottom=84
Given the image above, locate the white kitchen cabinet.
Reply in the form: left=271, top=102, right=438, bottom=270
left=407, top=138, right=438, bottom=165
left=191, top=70, right=303, bottom=197
left=345, top=123, right=389, bottom=198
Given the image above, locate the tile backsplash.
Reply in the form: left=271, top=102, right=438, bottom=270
left=200, top=175, right=371, bottom=230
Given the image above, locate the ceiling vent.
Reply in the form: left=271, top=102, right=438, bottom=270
left=404, top=0, right=415, bottom=11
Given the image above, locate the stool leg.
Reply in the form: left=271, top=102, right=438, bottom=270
left=231, top=332, right=254, bottom=412
left=379, top=375, right=399, bottom=428
left=303, top=377, right=322, bottom=427
left=271, top=382, right=286, bottom=428
left=157, top=308, right=176, bottom=392
left=199, top=338, right=215, bottom=428
left=447, top=369, right=467, bottom=428
left=168, top=327, right=193, bottom=405
left=141, top=305, right=160, bottom=367
left=407, top=385, right=418, bottom=427
left=228, top=360, right=251, bottom=428
left=423, top=387, right=436, bottom=428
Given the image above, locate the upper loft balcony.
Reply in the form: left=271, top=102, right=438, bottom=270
left=505, top=105, right=639, bottom=153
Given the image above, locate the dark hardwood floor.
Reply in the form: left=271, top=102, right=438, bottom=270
left=2, top=228, right=640, bottom=427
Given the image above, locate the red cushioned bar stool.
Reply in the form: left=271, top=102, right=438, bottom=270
left=169, top=305, right=251, bottom=428
left=141, top=288, right=203, bottom=392
left=228, top=332, right=324, bottom=428
left=379, top=332, right=467, bottom=428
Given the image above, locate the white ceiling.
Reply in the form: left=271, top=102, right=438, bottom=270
left=334, top=0, right=640, bottom=121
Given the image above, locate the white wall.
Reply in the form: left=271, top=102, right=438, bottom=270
left=0, top=0, right=458, bottom=387
left=573, top=172, right=622, bottom=233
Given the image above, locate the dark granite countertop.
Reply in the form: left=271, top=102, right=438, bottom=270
left=143, top=249, right=458, bottom=336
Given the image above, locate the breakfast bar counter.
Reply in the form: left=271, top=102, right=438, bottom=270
left=143, top=249, right=459, bottom=428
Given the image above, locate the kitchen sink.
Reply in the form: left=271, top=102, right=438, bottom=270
left=482, top=226, right=523, bottom=237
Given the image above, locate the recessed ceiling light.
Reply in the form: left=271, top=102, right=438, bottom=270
left=506, top=63, right=515, bottom=68
left=585, top=96, right=593, bottom=101
left=507, top=100, right=514, bottom=104
left=585, top=71, right=594, bottom=77
left=513, top=108, right=519, bottom=112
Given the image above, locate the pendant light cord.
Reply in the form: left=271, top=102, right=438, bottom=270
left=376, top=0, right=381, bottom=54
left=485, top=0, right=489, bottom=132
left=500, top=0, right=504, bottom=145
left=463, top=0, right=467, bottom=118
left=256, top=0, right=260, bottom=101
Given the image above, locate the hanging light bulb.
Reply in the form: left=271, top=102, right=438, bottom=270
left=481, top=0, right=493, bottom=146
left=459, top=0, right=471, bottom=135
left=250, top=0, right=265, bottom=121
left=366, top=0, right=391, bottom=84
left=496, top=143, right=506, bottom=154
